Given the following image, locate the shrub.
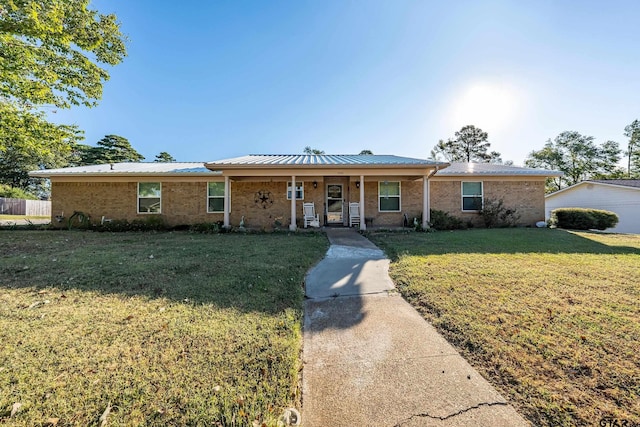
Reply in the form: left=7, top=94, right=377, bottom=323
left=0, top=184, right=38, bottom=200
left=479, top=198, right=521, bottom=228
left=189, top=221, right=224, bottom=234
left=550, top=208, right=618, bottom=230
left=429, top=209, right=467, bottom=230
left=92, top=216, right=169, bottom=232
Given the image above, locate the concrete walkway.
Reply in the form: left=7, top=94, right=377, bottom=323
left=302, top=228, right=529, bottom=426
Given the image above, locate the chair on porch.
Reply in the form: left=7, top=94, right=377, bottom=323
left=303, top=202, right=319, bottom=228
left=349, top=202, right=361, bottom=227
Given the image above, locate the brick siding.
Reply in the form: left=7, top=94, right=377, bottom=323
left=430, top=179, right=546, bottom=226
left=50, top=177, right=545, bottom=228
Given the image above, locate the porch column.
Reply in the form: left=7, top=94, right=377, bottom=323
left=423, top=174, right=430, bottom=229
left=359, top=175, right=366, bottom=231
left=290, top=175, right=297, bottom=231
left=223, top=176, right=230, bottom=228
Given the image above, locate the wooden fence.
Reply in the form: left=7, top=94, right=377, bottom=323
left=0, top=197, right=51, bottom=216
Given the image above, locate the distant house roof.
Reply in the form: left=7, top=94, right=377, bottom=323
left=433, top=162, right=563, bottom=177
left=587, top=179, right=640, bottom=189
left=29, top=162, right=216, bottom=178
left=205, top=154, right=448, bottom=168
left=546, top=179, right=640, bottom=198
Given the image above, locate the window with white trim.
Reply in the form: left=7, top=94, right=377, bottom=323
left=461, top=181, right=483, bottom=211
left=287, top=182, right=304, bottom=200
left=138, top=182, right=161, bottom=214
left=378, top=181, right=401, bottom=212
left=207, top=182, right=226, bottom=213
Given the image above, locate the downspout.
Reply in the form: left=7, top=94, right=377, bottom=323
left=423, top=166, right=441, bottom=229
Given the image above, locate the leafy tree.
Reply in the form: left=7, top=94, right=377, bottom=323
left=0, top=102, right=82, bottom=194
left=0, top=0, right=127, bottom=192
left=303, top=146, right=325, bottom=155
left=154, top=151, right=176, bottom=162
left=0, top=0, right=127, bottom=109
left=431, top=125, right=503, bottom=163
left=359, top=149, right=373, bottom=155
left=525, top=131, right=622, bottom=192
left=623, top=119, right=640, bottom=177
left=79, top=135, right=144, bottom=165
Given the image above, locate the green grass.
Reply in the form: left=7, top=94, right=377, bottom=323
left=0, top=231, right=328, bottom=426
left=369, top=228, right=639, bottom=427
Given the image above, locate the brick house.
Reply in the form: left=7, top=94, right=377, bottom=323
left=30, top=154, right=561, bottom=230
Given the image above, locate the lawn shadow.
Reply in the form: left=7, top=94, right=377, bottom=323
left=371, top=228, right=640, bottom=260
left=1, top=230, right=330, bottom=315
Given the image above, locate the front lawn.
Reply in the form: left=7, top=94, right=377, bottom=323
left=369, top=228, right=639, bottom=427
left=0, top=231, right=327, bottom=426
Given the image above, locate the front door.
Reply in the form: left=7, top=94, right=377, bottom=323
left=326, top=184, right=343, bottom=224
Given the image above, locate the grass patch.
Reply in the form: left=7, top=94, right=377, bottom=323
left=369, top=228, right=639, bottom=427
left=0, top=231, right=328, bottom=426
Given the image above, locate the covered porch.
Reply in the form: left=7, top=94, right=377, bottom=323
left=204, top=155, right=449, bottom=231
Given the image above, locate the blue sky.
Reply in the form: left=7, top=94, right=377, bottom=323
left=51, top=1, right=640, bottom=165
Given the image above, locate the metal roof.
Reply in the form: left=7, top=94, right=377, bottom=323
left=433, top=162, right=563, bottom=177
left=29, top=162, right=217, bottom=177
left=30, top=158, right=563, bottom=178
left=205, top=154, right=447, bottom=167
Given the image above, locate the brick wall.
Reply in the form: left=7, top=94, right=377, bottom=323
left=350, top=180, right=424, bottom=227
left=430, top=179, right=546, bottom=226
left=51, top=181, right=221, bottom=227
left=51, top=179, right=328, bottom=229
left=50, top=177, right=545, bottom=229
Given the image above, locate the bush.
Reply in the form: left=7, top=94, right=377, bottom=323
left=550, top=208, right=618, bottom=230
left=0, top=184, right=38, bottom=200
left=189, top=221, right=224, bottom=234
left=429, top=209, right=467, bottom=230
left=92, top=216, right=169, bottom=232
left=479, top=198, right=521, bottom=228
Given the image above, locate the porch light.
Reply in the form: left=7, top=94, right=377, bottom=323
left=313, top=181, right=317, bottom=189
left=355, top=181, right=360, bottom=189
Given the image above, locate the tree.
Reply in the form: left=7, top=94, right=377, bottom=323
left=154, top=152, right=176, bottom=162
left=359, top=149, right=373, bottom=155
left=0, top=0, right=127, bottom=192
left=431, top=125, right=503, bottom=163
left=623, top=119, right=640, bottom=177
left=303, top=146, right=325, bottom=155
left=0, top=0, right=127, bottom=109
left=78, top=135, right=144, bottom=165
left=525, top=131, right=622, bottom=192
left=0, top=102, right=82, bottom=194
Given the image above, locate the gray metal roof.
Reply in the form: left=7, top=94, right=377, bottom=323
left=588, top=179, right=640, bottom=188
left=205, top=154, right=447, bottom=167
left=29, top=162, right=217, bottom=177
left=433, top=162, right=563, bottom=177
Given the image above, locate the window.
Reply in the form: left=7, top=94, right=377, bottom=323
left=462, top=182, right=483, bottom=211
left=207, top=182, right=225, bottom=213
left=287, top=182, right=304, bottom=200
left=138, top=182, right=161, bottom=214
left=378, top=181, right=400, bottom=212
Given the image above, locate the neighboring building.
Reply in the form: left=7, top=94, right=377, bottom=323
left=29, top=154, right=561, bottom=230
left=545, top=180, right=640, bottom=234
